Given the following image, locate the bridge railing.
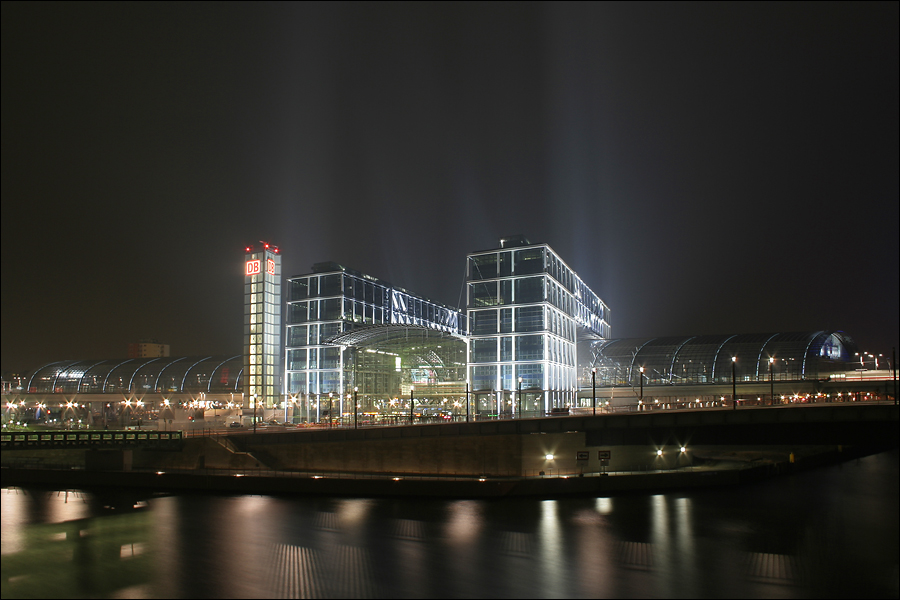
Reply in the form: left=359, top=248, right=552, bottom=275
left=0, top=430, right=183, bottom=449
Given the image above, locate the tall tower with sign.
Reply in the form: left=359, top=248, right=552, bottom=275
left=243, top=242, right=282, bottom=412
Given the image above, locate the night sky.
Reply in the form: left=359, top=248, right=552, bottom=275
left=2, top=2, right=897, bottom=374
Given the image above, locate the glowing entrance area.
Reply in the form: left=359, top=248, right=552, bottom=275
left=284, top=263, right=469, bottom=425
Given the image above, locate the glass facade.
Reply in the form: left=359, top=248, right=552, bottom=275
left=284, top=263, right=467, bottom=415
left=588, top=331, right=858, bottom=386
left=467, top=237, right=611, bottom=414
left=24, top=356, right=243, bottom=394
left=243, top=243, right=282, bottom=409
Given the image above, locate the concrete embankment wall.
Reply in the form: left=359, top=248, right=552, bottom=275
left=1, top=438, right=263, bottom=472
left=238, top=431, right=700, bottom=475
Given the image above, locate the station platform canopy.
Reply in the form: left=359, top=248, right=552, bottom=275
left=588, top=331, right=857, bottom=386
left=22, top=356, right=243, bottom=395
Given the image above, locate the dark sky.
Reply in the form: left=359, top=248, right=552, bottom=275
left=2, top=2, right=898, bottom=374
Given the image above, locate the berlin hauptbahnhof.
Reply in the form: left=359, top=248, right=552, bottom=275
left=10, top=237, right=887, bottom=426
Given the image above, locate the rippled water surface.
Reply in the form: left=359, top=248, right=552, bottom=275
left=3, top=449, right=898, bottom=598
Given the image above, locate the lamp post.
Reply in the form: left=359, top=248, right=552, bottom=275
left=517, top=377, right=522, bottom=419
left=354, top=386, right=359, bottom=429
left=769, top=357, right=775, bottom=406
left=252, top=394, right=257, bottom=434
left=328, top=392, right=333, bottom=428
left=639, top=366, right=644, bottom=403
left=465, top=380, right=470, bottom=423
left=893, top=347, right=897, bottom=405
left=732, top=357, right=737, bottom=410
left=592, top=367, right=597, bottom=415
left=409, top=386, right=414, bottom=425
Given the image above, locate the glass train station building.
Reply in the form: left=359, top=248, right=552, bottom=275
left=9, top=236, right=874, bottom=425
left=279, top=236, right=611, bottom=419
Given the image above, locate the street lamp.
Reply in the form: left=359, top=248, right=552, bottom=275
left=465, top=379, right=470, bottom=423
left=328, top=392, right=333, bottom=428
left=354, top=386, right=359, bottom=429
left=639, top=366, right=644, bottom=402
left=252, top=394, right=258, bottom=434
left=769, top=357, right=775, bottom=405
left=591, top=367, right=597, bottom=415
left=517, top=376, right=522, bottom=419
left=893, top=347, right=897, bottom=406
left=732, top=356, right=737, bottom=410
left=409, top=386, right=414, bottom=425
left=345, top=393, right=351, bottom=427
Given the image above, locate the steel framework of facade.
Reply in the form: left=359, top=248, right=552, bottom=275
left=588, top=331, right=858, bottom=388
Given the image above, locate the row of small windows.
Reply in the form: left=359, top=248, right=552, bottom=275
left=469, top=276, right=545, bottom=307
left=286, top=371, right=343, bottom=395
left=246, top=274, right=281, bottom=285
left=247, top=312, right=281, bottom=325
left=470, top=363, right=545, bottom=391
left=471, top=307, right=545, bottom=335
left=470, top=306, right=576, bottom=342
left=468, top=248, right=545, bottom=280
left=470, top=334, right=576, bottom=365
left=287, top=347, right=342, bottom=371
left=290, top=273, right=388, bottom=304
left=288, top=323, right=344, bottom=346
left=246, top=323, right=279, bottom=336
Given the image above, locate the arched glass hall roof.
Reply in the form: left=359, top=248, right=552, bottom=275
left=588, top=331, right=857, bottom=386
left=24, top=356, right=243, bottom=394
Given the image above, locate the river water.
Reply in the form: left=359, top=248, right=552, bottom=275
left=2, top=449, right=897, bottom=599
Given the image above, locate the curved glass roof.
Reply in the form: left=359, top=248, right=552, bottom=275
left=589, top=331, right=857, bottom=385
left=326, top=324, right=467, bottom=347
left=24, top=356, right=243, bottom=394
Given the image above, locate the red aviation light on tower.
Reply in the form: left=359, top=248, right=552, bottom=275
left=258, top=240, right=279, bottom=254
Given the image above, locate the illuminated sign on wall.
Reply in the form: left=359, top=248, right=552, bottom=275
left=246, top=260, right=261, bottom=276
left=267, top=259, right=276, bottom=275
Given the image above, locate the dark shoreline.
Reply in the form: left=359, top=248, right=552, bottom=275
left=3, top=443, right=893, bottom=499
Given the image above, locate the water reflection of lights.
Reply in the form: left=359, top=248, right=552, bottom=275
left=594, top=497, right=613, bottom=515
left=337, top=499, right=372, bottom=528
left=445, top=500, right=483, bottom=545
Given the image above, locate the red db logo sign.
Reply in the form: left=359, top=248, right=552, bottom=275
left=245, top=260, right=261, bottom=276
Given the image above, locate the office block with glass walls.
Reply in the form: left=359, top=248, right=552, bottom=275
left=467, top=236, right=610, bottom=416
